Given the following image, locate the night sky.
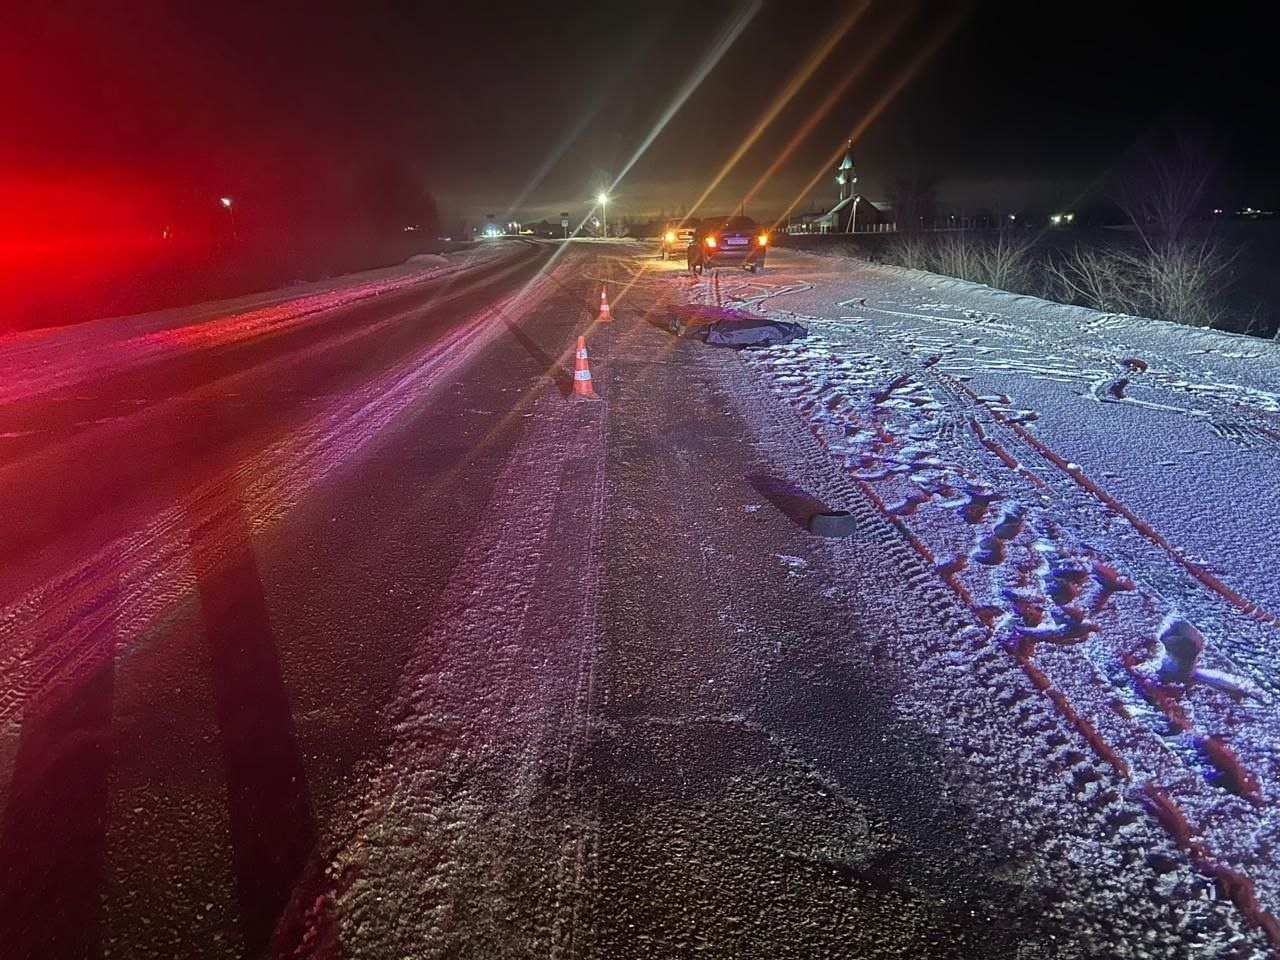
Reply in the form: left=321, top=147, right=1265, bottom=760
left=4, top=1, right=1277, bottom=228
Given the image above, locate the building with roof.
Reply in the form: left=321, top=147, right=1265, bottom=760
left=787, top=144, right=894, bottom=235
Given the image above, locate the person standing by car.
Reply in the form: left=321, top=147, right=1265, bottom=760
left=660, top=220, right=698, bottom=260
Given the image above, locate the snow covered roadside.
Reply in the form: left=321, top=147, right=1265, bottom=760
left=0, top=240, right=523, bottom=406
left=698, top=249, right=1280, bottom=954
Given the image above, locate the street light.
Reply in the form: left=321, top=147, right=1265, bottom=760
left=220, top=196, right=238, bottom=240
left=596, top=192, right=609, bottom=238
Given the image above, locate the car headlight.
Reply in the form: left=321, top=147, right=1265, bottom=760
left=757, top=233, right=769, bottom=246
left=664, top=231, right=676, bottom=243
left=704, top=236, right=717, bottom=248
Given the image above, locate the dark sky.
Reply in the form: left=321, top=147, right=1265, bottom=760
left=5, top=1, right=1277, bottom=227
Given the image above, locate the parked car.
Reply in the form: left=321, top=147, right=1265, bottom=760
left=660, top=220, right=698, bottom=260
left=687, top=216, right=768, bottom=275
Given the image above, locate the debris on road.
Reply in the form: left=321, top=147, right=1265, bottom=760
left=806, top=509, right=857, bottom=537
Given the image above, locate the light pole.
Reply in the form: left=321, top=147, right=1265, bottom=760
left=220, top=196, right=237, bottom=241
left=597, top=192, right=609, bottom=239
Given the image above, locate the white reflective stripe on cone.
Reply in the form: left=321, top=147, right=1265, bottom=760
left=575, top=370, right=592, bottom=381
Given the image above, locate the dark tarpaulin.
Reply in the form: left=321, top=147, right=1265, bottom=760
left=703, top=316, right=808, bottom=348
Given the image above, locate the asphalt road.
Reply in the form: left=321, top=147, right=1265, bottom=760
left=0, top=239, right=600, bottom=958
left=2, top=241, right=1248, bottom=958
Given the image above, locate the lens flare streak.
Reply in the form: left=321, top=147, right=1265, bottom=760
left=683, top=1, right=869, bottom=222
left=770, top=9, right=968, bottom=233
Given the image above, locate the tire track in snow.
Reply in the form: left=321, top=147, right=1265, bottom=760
left=735, top=338, right=1278, bottom=955
left=786, top=284, right=1280, bottom=450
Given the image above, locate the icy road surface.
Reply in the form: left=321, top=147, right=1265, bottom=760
left=1, top=239, right=1278, bottom=958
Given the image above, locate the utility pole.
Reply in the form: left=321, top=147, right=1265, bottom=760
left=220, top=196, right=237, bottom=241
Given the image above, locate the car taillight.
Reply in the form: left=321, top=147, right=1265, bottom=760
left=664, top=230, right=676, bottom=243
left=757, top=233, right=769, bottom=246
left=704, top=236, right=717, bottom=248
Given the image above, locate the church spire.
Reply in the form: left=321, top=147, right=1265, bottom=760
left=835, top=140, right=856, bottom=201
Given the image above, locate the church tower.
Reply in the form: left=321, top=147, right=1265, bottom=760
left=835, top=142, right=856, bottom=202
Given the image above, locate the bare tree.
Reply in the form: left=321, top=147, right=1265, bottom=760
left=890, top=170, right=939, bottom=233
left=887, top=232, right=1037, bottom=296
left=1047, top=238, right=1236, bottom=328
left=1115, top=127, right=1218, bottom=252
left=976, top=233, right=1037, bottom=293
left=1144, top=238, right=1237, bottom=327
left=886, top=232, right=933, bottom=270
left=1046, top=246, right=1146, bottom=316
left=1071, top=124, right=1241, bottom=327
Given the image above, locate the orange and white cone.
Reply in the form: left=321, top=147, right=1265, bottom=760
left=572, top=335, right=599, bottom=400
left=597, top=287, right=612, bottom=323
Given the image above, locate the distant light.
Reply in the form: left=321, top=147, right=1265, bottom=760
left=664, top=230, right=676, bottom=243
left=1213, top=208, right=1224, bottom=215
left=1065, top=212, right=1075, bottom=223
left=220, top=196, right=233, bottom=208
left=704, top=235, right=717, bottom=248
left=1008, top=214, right=1016, bottom=221
left=597, top=192, right=609, bottom=206
left=757, top=233, right=769, bottom=246
left=1050, top=214, right=1063, bottom=225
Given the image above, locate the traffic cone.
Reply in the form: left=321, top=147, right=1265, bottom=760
left=597, top=287, right=612, bottom=323
left=572, top=336, right=599, bottom=400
